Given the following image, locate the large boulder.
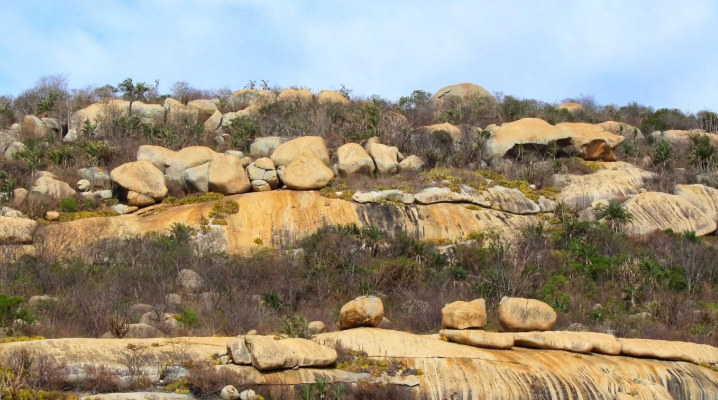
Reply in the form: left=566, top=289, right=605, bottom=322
left=365, top=137, right=403, bottom=174
left=187, top=99, right=220, bottom=122
left=623, top=192, right=717, bottom=236
left=227, top=337, right=252, bottom=365
left=270, top=136, right=330, bottom=168
left=21, top=115, right=56, bottom=138
left=244, top=336, right=337, bottom=371
left=110, top=160, right=168, bottom=201
left=181, top=163, right=210, bottom=192
left=339, top=296, right=384, bottom=330
left=203, top=110, right=223, bottom=133
left=317, top=90, right=350, bottom=106
left=442, top=299, right=487, bottom=329
left=0, top=216, right=36, bottom=244
left=674, top=184, right=718, bottom=221
left=209, top=155, right=251, bottom=195
left=440, top=329, right=514, bottom=350
left=337, top=143, right=375, bottom=176
left=277, top=89, right=314, bottom=104
left=129, top=101, right=166, bottom=124
left=498, top=297, right=557, bottom=332
left=282, top=148, right=334, bottom=190
left=250, top=137, right=284, bottom=158
left=165, top=147, right=218, bottom=181
left=30, top=177, right=76, bottom=201
left=486, top=118, right=624, bottom=161
left=551, top=162, right=656, bottom=210
left=430, top=83, right=496, bottom=109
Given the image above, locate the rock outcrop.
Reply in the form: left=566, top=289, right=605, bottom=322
left=440, top=329, right=515, bottom=349
left=623, top=192, right=717, bottom=236
left=244, top=336, right=337, bottom=371
left=486, top=118, right=624, bottom=161
left=0, top=216, right=36, bottom=243
left=551, top=162, right=656, bottom=209
left=317, top=90, right=350, bottom=106
left=674, top=184, right=718, bottom=221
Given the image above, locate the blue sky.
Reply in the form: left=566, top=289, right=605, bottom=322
left=0, top=0, right=716, bottom=111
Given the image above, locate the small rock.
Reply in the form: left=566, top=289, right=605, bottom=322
left=111, top=204, right=138, bottom=215
left=221, top=385, right=241, bottom=400
left=308, top=321, right=326, bottom=335
left=240, top=389, right=257, bottom=400
left=178, top=269, right=204, bottom=292
left=77, top=179, right=91, bottom=192
left=45, top=211, right=60, bottom=221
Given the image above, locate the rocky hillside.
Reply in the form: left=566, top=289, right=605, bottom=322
left=2, top=80, right=718, bottom=399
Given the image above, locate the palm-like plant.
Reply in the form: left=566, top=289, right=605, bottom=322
left=594, top=200, right=633, bottom=233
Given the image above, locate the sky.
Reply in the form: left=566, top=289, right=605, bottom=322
left=0, top=0, right=716, bottom=111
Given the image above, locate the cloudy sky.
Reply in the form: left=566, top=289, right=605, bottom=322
left=0, top=0, right=716, bottom=111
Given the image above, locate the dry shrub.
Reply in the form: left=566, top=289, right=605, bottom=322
left=186, top=364, right=249, bottom=399
left=79, top=365, right=123, bottom=393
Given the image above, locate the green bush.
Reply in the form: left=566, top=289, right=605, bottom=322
left=175, top=309, right=200, bottom=328
left=0, top=294, right=34, bottom=327
left=59, top=197, right=80, bottom=213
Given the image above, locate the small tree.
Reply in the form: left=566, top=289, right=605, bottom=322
left=652, top=140, right=673, bottom=171
left=0, top=294, right=34, bottom=329
left=594, top=200, right=633, bottom=234
left=689, top=134, right=714, bottom=172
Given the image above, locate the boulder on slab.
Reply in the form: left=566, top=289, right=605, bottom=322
left=270, top=136, right=331, bottom=168
left=498, top=297, right=557, bottom=332
left=110, top=160, right=168, bottom=200
left=209, top=154, right=251, bottom=194
left=442, top=299, right=487, bottom=329
left=365, top=137, right=402, bottom=174
left=251, top=180, right=271, bottom=192
left=181, top=163, right=210, bottom=193
left=204, top=110, right=223, bottom=133
left=45, top=211, right=60, bottom=221
left=244, top=336, right=338, bottom=371
left=337, top=143, right=375, bottom=176
left=339, top=296, right=384, bottom=330
left=512, top=331, right=597, bottom=354
left=166, top=147, right=218, bottom=181
left=440, top=329, right=514, bottom=350
left=283, top=148, right=334, bottom=190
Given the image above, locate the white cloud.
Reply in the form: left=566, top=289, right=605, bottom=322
left=0, top=0, right=715, bottom=111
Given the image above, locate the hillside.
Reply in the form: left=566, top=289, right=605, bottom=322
left=1, top=80, right=718, bottom=399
